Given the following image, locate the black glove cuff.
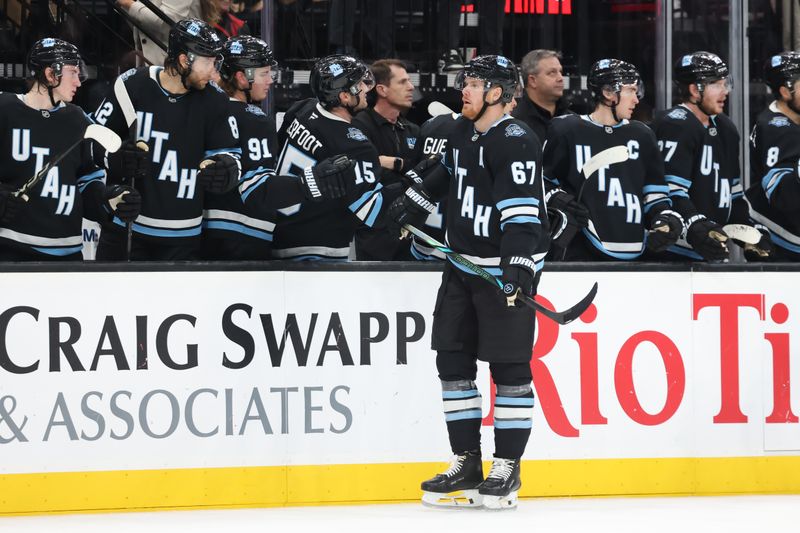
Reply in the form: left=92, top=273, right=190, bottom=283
left=405, top=186, right=436, bottom=214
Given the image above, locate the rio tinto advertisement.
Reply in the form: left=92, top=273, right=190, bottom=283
left=0, top=269, right=797, bottom=476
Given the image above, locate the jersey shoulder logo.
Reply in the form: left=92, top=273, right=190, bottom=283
left=505, top=123, right=526, bottom=137
left=406, top=137, right=417, bottom=149
left=667, top=108, right=688, bottom=120
left=769, top=116, right=790, bottom=128
left=246, top=104, right=266, bottom=117
left=119, top=68, right=137, bottom=82
left=347, top=127, right=368, bottom=141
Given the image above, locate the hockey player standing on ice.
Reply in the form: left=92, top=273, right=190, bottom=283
left=543, top=59, right=682, bottom=260
left=0, top=38, right=140, bottom=260
left=93, top=19, right=242, bottom=261
left=201, top=36, right=278, bottom=260
left=387, top=55, right=547, bottom=510
left=651, top=51, right=770, bottom=261
left=257, top=55, right=389, bottom=261
left=745, top=51, right=800, bottom=260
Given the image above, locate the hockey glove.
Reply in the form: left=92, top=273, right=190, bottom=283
left=686, top=216, right=729, bottom=261
left=300, top=155, right=354, bottom=201
left=743, top=225, right=772, bottom=261
left=547, top=207, right=580, bottom=253
left=197, top=153, right=241, bottom=194
left=0, top=186, right=26, bottom=223
left=546, top=188, right=589, bottom=228
left=402, top=154, right=442, bottom=187
left=386, top=184, right=436, bottom=238
left=105, top=185, right=141, bottom=223
left=500, top=256, right=537, bottom=308
left=113, top=139, right=150, bottom=181
left=646, top=209, right=684, bottom=253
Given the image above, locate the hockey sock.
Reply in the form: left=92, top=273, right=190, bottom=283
left=493, top=383, right=535, bottom=459
left=441, top=379, right=482, bottom=454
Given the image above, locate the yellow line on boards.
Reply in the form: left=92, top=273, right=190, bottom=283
left=1, top=456, right=799, bottom=515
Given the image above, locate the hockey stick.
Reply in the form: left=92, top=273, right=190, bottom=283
left=558, top=145, right=629, bottom=259
left=427, top=101, right=456, bottom=118
left=14, top=124, right=122, bottom=201
left=722, top=224, right=762, bottom=245
left=403, top=224, right=597, bottom=325
left=114, top=76, right=150, bottom=261
left=575, top=145, right=630, bottom=204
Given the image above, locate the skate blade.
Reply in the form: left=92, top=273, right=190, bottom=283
left=481, top=490, right=519, bottom=511
left=421, top=489, right=483, bottom=509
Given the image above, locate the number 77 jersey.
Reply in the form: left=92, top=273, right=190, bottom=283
left=440, top=116, right=549, bottom=276
left=268, top=98, right=384, bottom=261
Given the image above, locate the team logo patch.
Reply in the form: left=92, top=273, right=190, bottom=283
left=709, top=127, right=717, bottom=136
left=330, top=63, right=344, bottom=76
left=407, top=137, right=417, bottom=149
left=186, top=22, right=201, bottom=36
left=681, top=55, right=692, bottom=66
left=229, top=41, right=243, bottom=55
left=772, top=55, right=783, bottom=67
left=667, top=107, right=688, bottom=120
left=120, top=68, right=137, bottom=82
left=496, top=56, right=510, bottom=67
left=769, top=116, right=790, bottom=127
left=604, top=126, right=613, bottom=134
left=505, top=123, right=526, bottom=137
left=41, top=38, right=56, bottom=48
left=503, top=282, right=515, bottom=295
left=246, top=104, right=266, bottom=116
left=598, top=59, right=611, bottom=69
left=347, top=127, right=367, bottom=141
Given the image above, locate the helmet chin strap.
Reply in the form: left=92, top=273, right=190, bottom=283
left=178, top=54, right=196, bottom=91
left=691, top=84, right=716, bottom=117
left=786, top=85, right=800, bottom=115
left=45, top=68, right=64, bottom=108
left=471, top=86, right=504, bottom=122
left=343, top=91, right=361, bottom=115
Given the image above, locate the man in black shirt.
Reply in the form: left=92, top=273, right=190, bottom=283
left=512, top=49, right=571, bottom=144
left=352, top=59, right=420, bottom=260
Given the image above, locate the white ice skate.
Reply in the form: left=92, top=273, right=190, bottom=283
left=479, top=457, right=521, bottom=510
left=421, top=452, right=484, bottom=509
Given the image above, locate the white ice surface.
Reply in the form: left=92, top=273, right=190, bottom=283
left=1, top=495, right=797, bottom=533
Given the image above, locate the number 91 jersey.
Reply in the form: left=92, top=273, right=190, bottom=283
left=273, top=98, right=383, bottom=260
left=441, top=116, right=549, bottom=276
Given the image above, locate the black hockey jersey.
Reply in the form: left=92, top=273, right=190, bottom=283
left=746, top=102, right=800, bottom=257
left=202, top=99, right=277, bottom=258
left=408, top=112, right=459, bottom=261
left=434, top=115, right=548, bottom=276
left=544, top=114, right=671, bottom=260
left=93, top=67, right=241, bottom=244
left=261, top=98, right=384, bottom=261
left=651, top=106, right=747, bottom=259
left=0, top=93, right=106, bottom=258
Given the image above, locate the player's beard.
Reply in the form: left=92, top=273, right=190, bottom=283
left=461, top=102, right=480, bottom=120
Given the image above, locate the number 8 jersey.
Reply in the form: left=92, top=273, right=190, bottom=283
left=746, top=101, right=800, bottom=258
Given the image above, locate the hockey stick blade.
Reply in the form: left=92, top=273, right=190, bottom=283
left=403, top=224, right=598, bottom=325
left=581, top=145, right=630, bottom=180
left=14, top=125, right=121, bottom=199
left=722, top=224, right=762, bottom=245
left=85, top=123, right=122, bottom=153
left=427, top=101, right=456, bottom=118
